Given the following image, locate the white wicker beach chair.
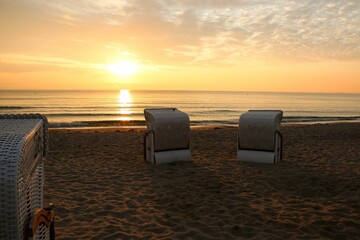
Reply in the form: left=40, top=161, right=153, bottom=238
left=144, top=108, right=191, bottom=164
left=0, top=114, right=54, bottom=240
left=237, top=110, right=283, bottom=164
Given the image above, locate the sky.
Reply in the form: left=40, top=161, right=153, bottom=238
left=0, top=0, right=359, bottom=93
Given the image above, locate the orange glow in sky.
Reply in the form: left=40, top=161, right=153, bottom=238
left=0, top=1, right=359, bottom=93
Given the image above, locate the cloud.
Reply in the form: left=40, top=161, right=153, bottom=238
left=1, top=0, right=359, bottom=69
left=0, top=54, right=104, bottom=73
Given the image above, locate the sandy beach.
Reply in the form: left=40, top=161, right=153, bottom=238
left=44, top=123, right=360, bottom=239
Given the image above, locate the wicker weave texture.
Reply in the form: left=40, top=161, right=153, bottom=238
left=0, top=114, right=49, bottom=240
left=144, top=108, right=191, bottom=164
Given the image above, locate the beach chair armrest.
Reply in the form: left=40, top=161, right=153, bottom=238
left=276, top=130, right=283, bottom=161
left=28, top=203, right=55, bottom=240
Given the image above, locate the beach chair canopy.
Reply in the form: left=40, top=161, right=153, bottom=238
left=0, top=114, right=54, bottom=240
left=144, top=108, right=191, bottom=164
left=237, top=110, right=283, bottom=164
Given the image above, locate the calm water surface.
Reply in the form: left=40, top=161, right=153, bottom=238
left=0, top=90, right=359, bottom=127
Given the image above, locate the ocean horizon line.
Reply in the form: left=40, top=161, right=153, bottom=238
left=0, top=89, right=359, bottom=95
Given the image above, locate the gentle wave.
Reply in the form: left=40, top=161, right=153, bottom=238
left=283, top=116, right=360, bottom=122
left=194, top=116, right=360, bottom=125
left=0, top=106, right=34, bottom=109
left=45, top=113, right=144, bottom=117
left=49, top=120, right=146, bottom=128
left=191, top=110, right=239, bottom=115
left=0, top=105, right=139, bottom=109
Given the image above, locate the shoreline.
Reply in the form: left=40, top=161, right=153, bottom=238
left=49, top=120, right=360, bottom=131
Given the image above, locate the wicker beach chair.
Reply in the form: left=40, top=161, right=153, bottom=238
left=144, top=108, right=191, bottom=164
left=0, top=114, right=55, bottom=240
left=237, top=110, right=283, bottom=164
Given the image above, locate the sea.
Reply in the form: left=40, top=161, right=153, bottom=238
left=0, top=90, right=359, bottom=128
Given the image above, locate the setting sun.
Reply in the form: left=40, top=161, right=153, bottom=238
left=107, top=60, right=139, bottom=77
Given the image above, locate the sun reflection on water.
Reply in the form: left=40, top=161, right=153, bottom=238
left=117, top=89, right=132, bottom=120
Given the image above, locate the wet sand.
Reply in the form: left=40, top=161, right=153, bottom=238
left=44, top=123, right=360, bottom=239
